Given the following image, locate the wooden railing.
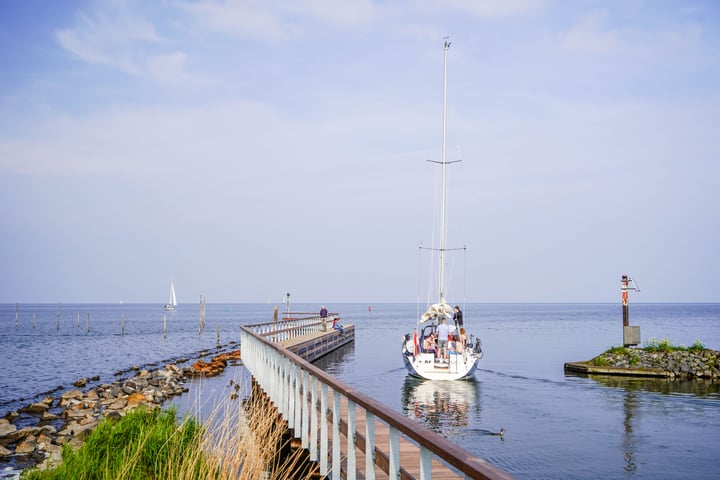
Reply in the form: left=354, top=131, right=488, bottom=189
left=240, top=324, right=515, bottom=480
left=244, top=312, right=339, bottom=342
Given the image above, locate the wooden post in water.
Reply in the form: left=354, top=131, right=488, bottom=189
left=198, top=294, right=206, bottom=335
left=15, top=303, right=18, bottom=328
left=32, top=313, right=36, bottom=329
left=77, top=312, right=80, bottom=327
left=163, top=312, right=167, bottom=339
left=216, top=325, right=220, bottom=347
left=87, top=313, right=90, bottom=334
left=56, top=303, right=60, bottom=331
left=273, top=306, right=278, bottom=342
left=121, top=314, right=125, bottom=336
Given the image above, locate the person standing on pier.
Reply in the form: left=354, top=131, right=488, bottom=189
left=320, top=305, right=328, bottom=331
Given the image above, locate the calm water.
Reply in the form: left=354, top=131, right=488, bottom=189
left=2, top=303, right=720, bottom=479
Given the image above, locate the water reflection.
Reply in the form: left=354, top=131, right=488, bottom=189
left=622, top=389, right=638, bottom=474
left=401, top=377, right=481, bottom=433
left=570, top=373, right=720, bottom=476
left=570, top=373, right=720, bottom=397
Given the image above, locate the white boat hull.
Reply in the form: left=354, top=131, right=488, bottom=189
left=401, top=338, right=480, bottom=380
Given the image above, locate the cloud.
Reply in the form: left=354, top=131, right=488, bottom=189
left=178, top=0, right=381, bottom=41
left=54, top=2, right=202, bottom=85
left=443, top=0, right=544, bottom=18
left=558, top=10, right=620, bottom=54
left=56, top=8, right=162, bottom=70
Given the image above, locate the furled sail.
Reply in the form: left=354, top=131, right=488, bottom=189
left=419, top=302, right=453, bottom=323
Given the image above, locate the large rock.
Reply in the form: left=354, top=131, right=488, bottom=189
left=0, top=420, right=17, bottom=437
left=15, top=437, right=37, bottom=454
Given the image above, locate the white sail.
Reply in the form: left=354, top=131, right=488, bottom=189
left=169, top=281, right=177, bottom=307
left=164, top=280, right=177, bottom=310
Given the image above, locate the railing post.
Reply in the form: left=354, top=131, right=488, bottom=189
left=420, top=445, right=432, bottom=480
left=348, top=401, right=357, bottom=480
left=389, top=427, right=400, bottom=480
left=320, top=383, right=329, bottom=475
left=287, top=363, right=296, bottom=430
left=333, top=391, right=341, bottom=479
left=310, top=376, right=318, bottom=461
left=294, top=365, right=302, bottom=433
left=365, top=412, right=376, bottom=480
left=302, top=371, right=310, bottom=449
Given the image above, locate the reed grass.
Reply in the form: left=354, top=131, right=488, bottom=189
left=22, top=380, right=320, bottom=480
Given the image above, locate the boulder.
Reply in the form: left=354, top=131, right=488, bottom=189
left=20, top=402, right=50, bottom=415
left=0, top=421, right=17, bottom=437
left=15, top=438, right=37, bottom=454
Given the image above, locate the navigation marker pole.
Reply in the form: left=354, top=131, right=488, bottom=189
left=621, top=275, right=641, bottom=347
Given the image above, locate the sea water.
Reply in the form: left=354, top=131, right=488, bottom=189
left=1, top=303, right=719, bottom=479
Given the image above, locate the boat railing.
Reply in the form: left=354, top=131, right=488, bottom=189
left=240, top=326, right=513, bottom=480
left=244, top=313, right=338, bottom=342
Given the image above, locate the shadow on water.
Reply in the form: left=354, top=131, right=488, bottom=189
left=400, top=376, right=482, bottom=434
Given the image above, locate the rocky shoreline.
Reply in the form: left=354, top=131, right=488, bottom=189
left=565, top=348, right=720, bottom=379
left=0, top=344, right=242, bottom=477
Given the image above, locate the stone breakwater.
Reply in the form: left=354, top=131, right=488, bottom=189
left=0, top=349, right=241, bottom=475
left=583, top=348, right=720, bottom=379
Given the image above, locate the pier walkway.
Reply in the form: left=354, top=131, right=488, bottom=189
left=241, top=314, right=514, bottom=480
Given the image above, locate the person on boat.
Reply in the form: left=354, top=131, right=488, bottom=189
left=332, top=316, right=345, bottom=335
left=453, top=306, right=464, bottom=330
left=447, top=333, right=455, bottom=354
left=458, top=328, right=467, bottom=352
left=423, top=332, right=437, bottom=354
left=437, top=317, right=450, bottom=362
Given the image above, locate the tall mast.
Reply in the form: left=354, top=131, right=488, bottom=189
left=438, top=39, right=450, bottom=305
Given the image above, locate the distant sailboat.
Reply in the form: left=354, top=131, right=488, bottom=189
left=164, top=280, right=177, bottom=311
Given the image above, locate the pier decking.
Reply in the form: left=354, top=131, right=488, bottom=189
left=242, top=314, right=514, bottom=480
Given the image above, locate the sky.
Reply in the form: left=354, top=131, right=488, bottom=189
left=1, top=0, right=719, bottom=305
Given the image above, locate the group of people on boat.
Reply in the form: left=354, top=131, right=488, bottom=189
left=421, top=306, right=466, bottom=362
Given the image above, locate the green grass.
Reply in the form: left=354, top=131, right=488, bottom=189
left=688, top=340, right=706, bottom=352
left=591, top=356, right=609, bottom=367
left=22, top=385, right=318, bottom=480
left=598, top=339, right=708, bottom=356
left=22, top=406, right=207, bottom=480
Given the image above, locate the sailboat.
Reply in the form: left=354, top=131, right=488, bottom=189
left=401, top=40, right=483, bottom=380
left=163, top=280, right=177, bottom=311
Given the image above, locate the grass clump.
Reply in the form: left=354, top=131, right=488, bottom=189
left=23, top=406, right=206, bottom=480
left=688, top=340, right=706, bottom=352
left=23, top=381, right=318, bottom=480
left=606, top=346, right=629, bottom=355
left=591, top=356, right=609, bottom=367
left=643, top=338, right=678, bottom=352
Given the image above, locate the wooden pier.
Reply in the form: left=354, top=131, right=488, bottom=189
left=242, top=315, right=514, bottom=480
left=281, top=325, right=355, bottom=362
